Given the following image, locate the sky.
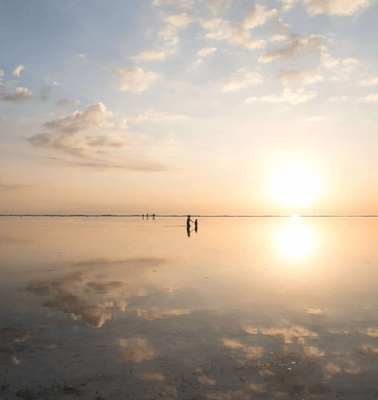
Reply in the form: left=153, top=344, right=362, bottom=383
left=1, top=0, right=378, bottom=215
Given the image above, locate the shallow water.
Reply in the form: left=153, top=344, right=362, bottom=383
left=1, top=216, right=378, bottom=399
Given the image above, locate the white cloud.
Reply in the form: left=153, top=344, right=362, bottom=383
left=132, top=109, right=187, bottom=122
left=220, top=69, right=263, bottom=92
left=115, top=67, right=159, bottom=92
left=13, top=65, right=25, bottom=77
left=131, top=50, right=167, bottom=62
left=245, top=96, right=258, bottom=103
left=197, top=47, right=217, bottom=58
left=44, top=103, right=113, bottom=134
left=202, top=18, right=266, bottom=49
left=281, top=0, right=296, bottom=12
left=201, top=5, right=277, bottom=49
left=259, top=34, right=323, bottom=63
left=2, top=87, right=32, bottom=102
left=242, top=4, right=278, bottom=30
left=320, top=51, right=339, bottom=69
left=360, top=77, right=378, bottom=87
left=261, top=88, right=316, bottom=104
left=164, top=12, right=192, bottom=27
left=207, top=0, right=235, bottom=14
left=362, top=93, right=378, bottom=102
left=277, top=67, right=323, bottom=85
left=0, top=69, right=4, bottom=82
left=327, top=95, right=349, bottom=101
left=341, top=58, right=359, bottom=68
left=152, top=0, right=193, bottom=9
left=303, top=0, right=369, bottom=15
left=76, top=53, right=87, bottom=60
left=158, top=24, right=180, bottom=49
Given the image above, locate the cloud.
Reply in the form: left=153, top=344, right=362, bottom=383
left=40, top=82, right=59, bottom=102
left=131, top=109, right=188, bottom=122
left=276, top=67, right=323, bottom=85
left=28, top=103, right=115, bottom=157
left=164, top=12, right=192, bottom=27
left=220, top=68, right=263, bottom=92
left=152, top=0, right=193, bottom=9
left=76, top=53, right=86, bottom=60
left=86, top=134, right=130, bottom=148
left=361, top=93, right=378, bottom=102
left=56, top=99, right=81, bottom=107
left=131, top=50, right=167, bottom=62
left=320, top=51, right=339, bottom=69
left=44, top=102, right=112, bottom=134
left=259, top=34, right=323, bottom=63
left=0, top=69, right=4, bottom=82
left=261, top=88, right=316, bottom=104
left=360, top=77, right=378, bottom=87
left=2, top=87, right=32, bottom=102
left=68, top=158, right=170, bottom=172
left=207, top=0, right=235, bottom=13
left=303, top=0, right=369, bottom=15
left=196, top=46, right=217, bottom=58
left=200, top=5, right=278, bottom=50
left=202, top=17, right=267, bottom=49
left=341, top=57, right=359, bottom=68
left=281, top=0, right=296, bottom=12
left=12, top=65, right=25, bottom=77
left=243, top=4, right=278, bottom=29
left=115, top=67, right=159, bottom=92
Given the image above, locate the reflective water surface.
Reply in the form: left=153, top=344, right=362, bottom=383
left=1, top=216, right=378, bottom=399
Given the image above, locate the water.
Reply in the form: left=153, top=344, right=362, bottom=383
left=1, top=216, right=378, bottom=399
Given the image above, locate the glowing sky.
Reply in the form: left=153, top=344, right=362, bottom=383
left=1, top=0, right=378, bottom=214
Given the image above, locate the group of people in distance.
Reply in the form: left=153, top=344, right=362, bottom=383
left=142, top=213, right=155, bottom=219
left=186, top=215, right=198, bottom=237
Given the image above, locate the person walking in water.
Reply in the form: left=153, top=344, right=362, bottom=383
left=186, top=215, right=193, bottom=237
left=194, top=219, right=198, bottom=232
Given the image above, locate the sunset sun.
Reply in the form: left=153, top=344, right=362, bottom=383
left=269, top=160, right=323, bottom=210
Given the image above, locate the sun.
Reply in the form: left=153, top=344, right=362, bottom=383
left=269, top=159, right=322, bottom=209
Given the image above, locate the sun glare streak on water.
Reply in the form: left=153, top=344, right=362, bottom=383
left=273, top=218, right=317, bottom=262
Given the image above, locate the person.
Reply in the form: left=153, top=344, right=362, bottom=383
left=152, top=214, right=155, bottom=220
left=186, top=215, right=193, bottom=229
left=194, top=219, right=198, bottom=232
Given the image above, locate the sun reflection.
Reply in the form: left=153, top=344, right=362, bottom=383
left=273, top=218, right=317, bottom=261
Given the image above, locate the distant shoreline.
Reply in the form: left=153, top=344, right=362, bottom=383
left=1, top=214, right=378, bottom=218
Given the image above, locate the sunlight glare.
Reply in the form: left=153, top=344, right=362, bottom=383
left=273, top=219, right=317, bottom=261
left=269, top=160, right=322, bottom=209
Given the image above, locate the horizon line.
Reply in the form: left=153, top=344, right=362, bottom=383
left=2, top=214, right=378, bottom=218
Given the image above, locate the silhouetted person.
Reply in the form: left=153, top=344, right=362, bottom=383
left=142, top=214, right=144, bottom=219
left=194, top=219, right=198, bottom=232
left=152, top=214, right=155, bottom=220
left=186, top=215, right=193, bottom=229
left=147, top=213, right=149, bottom=220
left=186, top=215, right=193, bottom=237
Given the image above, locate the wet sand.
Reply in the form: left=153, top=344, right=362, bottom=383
left=1, top=217, right=378, bottom=399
